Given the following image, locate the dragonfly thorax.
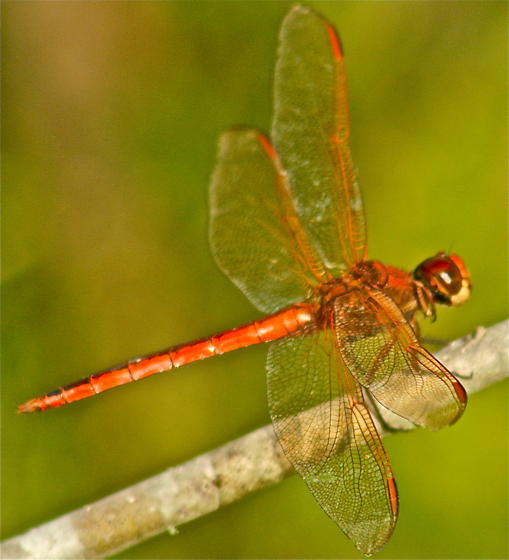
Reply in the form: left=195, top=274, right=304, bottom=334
left=317, top=261, right=386, bottom=302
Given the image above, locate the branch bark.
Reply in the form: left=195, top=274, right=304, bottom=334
left=3, top=320, right=508, bottom=559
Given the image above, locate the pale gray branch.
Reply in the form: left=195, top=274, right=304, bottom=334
left=3, top=320, right=507, bottom=560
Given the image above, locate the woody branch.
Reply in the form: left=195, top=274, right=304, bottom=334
left=2, top=320, right=508, bottom=560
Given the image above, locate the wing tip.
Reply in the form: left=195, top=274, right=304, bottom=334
left=284, top=4, right=344, bottom=60
left=217, top=127, right=270, bottom=153
left=288, top=4, right=311, bottom=16
left=326, top=23, right=344, bottom=61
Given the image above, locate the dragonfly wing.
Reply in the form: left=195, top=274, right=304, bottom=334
left=210, top=129, right=328, bottom=313
left=334, top=288, right=467, bottom=430
left=272, top=5, right=367, bottom=273
left=267, top=329, right=398, bottom=555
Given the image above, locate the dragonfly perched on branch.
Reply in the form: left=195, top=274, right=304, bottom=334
left=19, top=5, right=471, bottom=555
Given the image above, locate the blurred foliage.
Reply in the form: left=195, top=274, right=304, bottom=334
left=2, top=2, right=507, bottom=558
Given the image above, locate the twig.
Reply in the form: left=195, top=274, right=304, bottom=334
left=2, top=320, right=507, bottom=559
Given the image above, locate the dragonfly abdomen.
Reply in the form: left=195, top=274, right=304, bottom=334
left=18, top=303, right=316, bottom=413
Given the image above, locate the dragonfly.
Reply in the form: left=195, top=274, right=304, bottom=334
left=18, top=5, right=471, bottom=555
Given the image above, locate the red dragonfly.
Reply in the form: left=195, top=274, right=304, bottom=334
left=19, top=5, right=471, bottom=555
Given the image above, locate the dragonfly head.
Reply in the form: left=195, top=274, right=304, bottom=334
left=414, top=252, right=471, bottom=307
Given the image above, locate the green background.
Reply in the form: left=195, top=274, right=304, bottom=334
left=3, top=1, right=507, bottom=558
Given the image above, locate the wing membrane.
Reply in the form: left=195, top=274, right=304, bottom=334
left=267, top=330, right=397, bottom=555
left=334, top=288, right=467, bottom=430
left=211, top=7, right=366, bottom=310
left=273, top=5, right=367, bottom=273
left=210, top=129, right=325, bottom=313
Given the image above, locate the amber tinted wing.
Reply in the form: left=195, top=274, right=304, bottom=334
left=334, top=288, right=467, bottom=430
left=267, top=329, right=397, bottom=555
left=210, top=130, right=328, bottom=313
left=272, top=5, right=367, bottom=274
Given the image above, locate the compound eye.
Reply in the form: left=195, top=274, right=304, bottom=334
left=414, top=252, right=471, bottom=306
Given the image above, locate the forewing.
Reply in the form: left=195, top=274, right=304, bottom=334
left=334, top=288, right=467, bottom=430
left=267, top=330, right=397, bottom=555
left=210, top=129, right=325, bottom=313
left=272, top=5, right=367, bottom=273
